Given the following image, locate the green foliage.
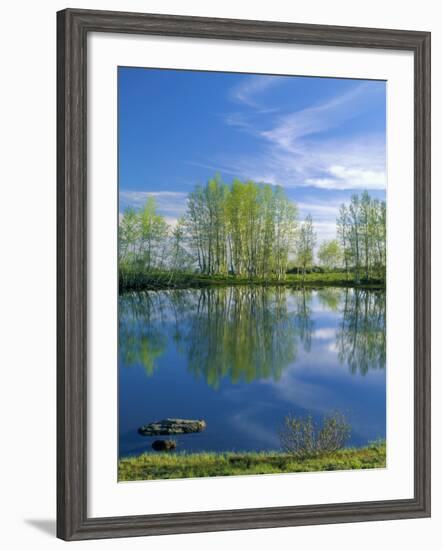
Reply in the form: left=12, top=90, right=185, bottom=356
left=118, top=442, right=386, bottom=480
left=279, top=412, right=351, bottom=459
left=337, top=192, right=386, bottom=282
left=118, top=181, right=386, bottom=289
left=184, top=176, right=298, bottom=279
left=119, top=176, right=299, bottom=281
left=119, top=197, right=168, bottom=272
left=296, top=214, right=316, bottom=277
left=317, top=239, right=342, bottom=270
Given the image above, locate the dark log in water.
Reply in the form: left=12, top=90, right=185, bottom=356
left=138, top=418, right=206, bottom=436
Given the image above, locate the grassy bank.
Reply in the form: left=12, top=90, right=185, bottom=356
left=119, top=269, right=385, bottom=293
left=118, top=442, right=386, bottom=481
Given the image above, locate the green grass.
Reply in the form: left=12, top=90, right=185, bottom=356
left=118, top=441, right=386, bottom=481
left=119, top=268, right=385, bottom=292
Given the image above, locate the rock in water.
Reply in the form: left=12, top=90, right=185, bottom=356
left=138, top=418, right=206, bottom=436
left=152, top=439, right=177, bottom=452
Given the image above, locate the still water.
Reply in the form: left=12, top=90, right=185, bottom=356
left=119, top=286, right=386, bottom=458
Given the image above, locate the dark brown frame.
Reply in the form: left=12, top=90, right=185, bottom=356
left=57, top=8, right=431, bottom=541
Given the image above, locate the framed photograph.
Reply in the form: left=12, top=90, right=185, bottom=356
left=57, top=8, right=431, bottom=541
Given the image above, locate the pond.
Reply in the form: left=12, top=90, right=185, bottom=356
left=118, top=286, right=386, bottom=458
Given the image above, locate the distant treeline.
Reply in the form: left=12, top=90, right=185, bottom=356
left=119, top=176, right=386, bottom=283
left=337, top=194, right=386, bottom=282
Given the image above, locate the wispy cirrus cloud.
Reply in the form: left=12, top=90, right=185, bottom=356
left=230, top=75, right=285, bottom=109
left=212, top=133, right=385, bottom=193
left=218, top=80, right=386, bottom=193
left=260, top=83, right=372, bottom=150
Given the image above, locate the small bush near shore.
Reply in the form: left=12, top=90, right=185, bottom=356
left=279, top=412, right=351, bottom=459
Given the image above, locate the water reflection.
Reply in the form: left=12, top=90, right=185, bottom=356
left=119, top=286, right=385, bottom=384
left=336, top=289, right=386, bottom=375
left=185, top=287, right=305, bottom=387
left=119, top=292, right=168, bottom=376
left=316, top=287, right=342, bottom=312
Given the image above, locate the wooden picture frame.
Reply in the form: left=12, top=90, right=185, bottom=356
left=57, top=8, right=431, bottom=541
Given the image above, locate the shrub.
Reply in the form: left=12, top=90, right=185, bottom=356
left=279, top=412, right=351, bottom=459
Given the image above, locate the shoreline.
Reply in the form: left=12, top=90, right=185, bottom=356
left=118, top=442, right=386, bottom=481
left=119, top=271, right=386, bottom=293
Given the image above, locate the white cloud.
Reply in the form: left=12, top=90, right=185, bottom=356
left=312, top=222, right=337, bottom=242
left=306, top=166, right=386, bottom=191
left=293, top=199, right=344, bottom=242
left=295, top=197, right=339, bottom=241
left=119, top=190, right=187, bottom=220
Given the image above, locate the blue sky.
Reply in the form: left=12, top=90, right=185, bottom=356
left=118, top=67, right=386, bottom=241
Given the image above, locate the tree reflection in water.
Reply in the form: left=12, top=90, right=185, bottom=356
left=119, top=291, right=170, bottom=376
left=185, top=287, right=302, bottom=387
left=316, top=287, right=342, bottom=312
left=336, top=288, right=386, bottom=375
left=119, top=285, right=385, bottom=385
